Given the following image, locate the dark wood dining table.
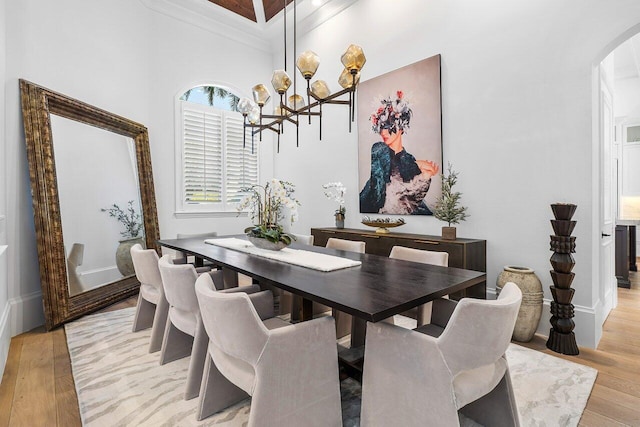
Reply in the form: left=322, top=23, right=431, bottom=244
left=159, top=235, right=487, bottom=380
left=158, top=235, right=486, bottom=326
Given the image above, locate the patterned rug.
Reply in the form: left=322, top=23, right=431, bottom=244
left=65, top=308, right=597, bottom=426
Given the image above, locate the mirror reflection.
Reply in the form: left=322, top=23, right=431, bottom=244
left=50, top=115, right=145, bottom=296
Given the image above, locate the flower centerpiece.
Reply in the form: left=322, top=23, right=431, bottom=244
left=433, top=163, right=469, bottom=240
left=322, top=182, right=346, bottom=229
left=238, top=179, right=300, bottom=251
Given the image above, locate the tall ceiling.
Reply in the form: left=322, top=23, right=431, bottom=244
left=142, top=0, right=358, bottom=52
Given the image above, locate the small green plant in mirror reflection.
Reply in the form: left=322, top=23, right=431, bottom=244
left=101, top=200, right=143, bottom=239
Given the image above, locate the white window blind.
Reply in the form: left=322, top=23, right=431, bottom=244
left=179, top=100, right=259, bottom=212
left=225, top=115, right=258, bottom=204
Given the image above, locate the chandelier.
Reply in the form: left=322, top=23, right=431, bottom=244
left=237, top=0, right=366, bottom=153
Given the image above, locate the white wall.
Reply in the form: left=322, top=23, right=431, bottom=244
left=4, top=0, right=152, bottom=336
left=3, top=0, right=274, bottom=338
left=0, top=0, right=9, bottom=380
left=146, top=10, right=274, bottom=241
left=273, top=0, right=640, bottom=348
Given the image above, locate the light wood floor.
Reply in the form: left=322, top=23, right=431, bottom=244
left=0, top=279, right=639, bottom=426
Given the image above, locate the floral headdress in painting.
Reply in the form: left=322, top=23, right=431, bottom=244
left=370, top=90, right=413, bottom=135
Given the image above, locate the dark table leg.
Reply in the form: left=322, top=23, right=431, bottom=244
left=194, top=256, right=204, bottom=268
left=629, top=225, right=637, bottom=272
left=350, top=317, right=367, bottom=348
left=290, top=296, right=302, bottom=322
left=301, top=298, right=313, bottom=321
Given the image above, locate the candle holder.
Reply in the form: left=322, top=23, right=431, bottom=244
left=546, top=203, right=579, bottom=355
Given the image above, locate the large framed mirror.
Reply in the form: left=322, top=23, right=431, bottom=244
left=20, top=79, right=160, bottom=330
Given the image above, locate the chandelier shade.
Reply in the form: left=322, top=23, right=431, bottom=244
left=310, top=80, right=331, bottom=99
left=237, top=97, right=256, bottom=114
left=338, top=68, right=361, bottom=89
left=247, top=105, right=260, bottom=124
left=288, top=94, right=306, bottom=109
left=251, top=84, right=271, bottom=106
left=296, top=50, right=320, bottom=79
left=340, top=44, right=366, bottom=73
left=271, top=70, right=292, bottom=94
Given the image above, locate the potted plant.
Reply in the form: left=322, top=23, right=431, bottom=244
left=433, top=163, right=468, bottom=240
left=101, top=200, right=144, bottom=276
left=322, top=182, right=346, bottom=229
left=238, top=178, right=300, bottom=250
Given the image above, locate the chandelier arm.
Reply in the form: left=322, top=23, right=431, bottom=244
left=348, top=91, right=352, bottom=133
left=293, top=0, right=297, bottom=120
left=245, top=123, right=280, bottom=134
left=242, top=115, right=248, bottom=148
left=259, top=105, right=263, bottom=142
left=307, top=80, right=311, bottom=124
left=319, top=103, right=323, bottom=140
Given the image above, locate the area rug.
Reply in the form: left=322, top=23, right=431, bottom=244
left=65, top=308, right=597, bottom=426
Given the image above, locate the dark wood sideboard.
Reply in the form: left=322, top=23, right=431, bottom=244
left=311, top=227, right=487, bottom=300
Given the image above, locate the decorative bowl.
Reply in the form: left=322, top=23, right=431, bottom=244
left=247, top=234, right=289, bottom=251
left=361, top=218, right=406, bottom=234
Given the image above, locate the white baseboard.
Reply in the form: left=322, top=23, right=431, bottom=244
left=0, top=300, right=10, bottom=381
left=10, top=291, right=44, bottom=336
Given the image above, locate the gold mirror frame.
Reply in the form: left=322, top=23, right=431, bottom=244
left=19, top=79, right=160, bottom=330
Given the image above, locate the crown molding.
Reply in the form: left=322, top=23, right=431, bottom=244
left=138, top=0, right=359, bottom=53
left=138, top=0, right=272, bottom=52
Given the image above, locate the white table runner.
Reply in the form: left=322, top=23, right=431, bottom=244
left=205, top=238, right=362, bottom=272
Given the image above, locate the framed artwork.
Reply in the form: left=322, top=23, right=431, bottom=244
left=358, top=54, right=442, bottom=215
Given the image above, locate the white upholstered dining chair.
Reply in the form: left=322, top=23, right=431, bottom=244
left=291, top=233, right=314, bottom=245
left=326, top=237, right=365, bottom=253
left=389, top=245, right=449, bottom=326
left=360, top=282, right=522, bottom=427
left=194, top=272, right=342, bottom=426
left=66, top=243, right=85, bottom=296
left=130, top=243, right=168, bottom=353
left=158, top=255, right=259, bottom=400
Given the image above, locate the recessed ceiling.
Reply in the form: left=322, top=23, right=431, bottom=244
left=207, top=0, right=294, bottom=23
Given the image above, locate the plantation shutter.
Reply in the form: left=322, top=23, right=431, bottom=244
left=225, top=114, right=259, bottom=204
left=182, top=103, right=223, bottom=204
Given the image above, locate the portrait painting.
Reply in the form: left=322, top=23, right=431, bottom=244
left=358, top=54, right=442, bottom=215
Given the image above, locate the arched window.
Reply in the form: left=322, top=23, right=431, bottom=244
left=176, top=85, right=258, bottom=214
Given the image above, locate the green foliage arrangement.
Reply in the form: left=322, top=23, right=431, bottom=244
left=244, top=224, right=294, bottom=245
left=433, top=163, right=469, bottom=227
left=101, top=200, right=143, bottom=239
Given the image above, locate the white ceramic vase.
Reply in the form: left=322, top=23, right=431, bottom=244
left=116, top=237, right=145, bottom=276
left=496, top=266, right=544, bottom=342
